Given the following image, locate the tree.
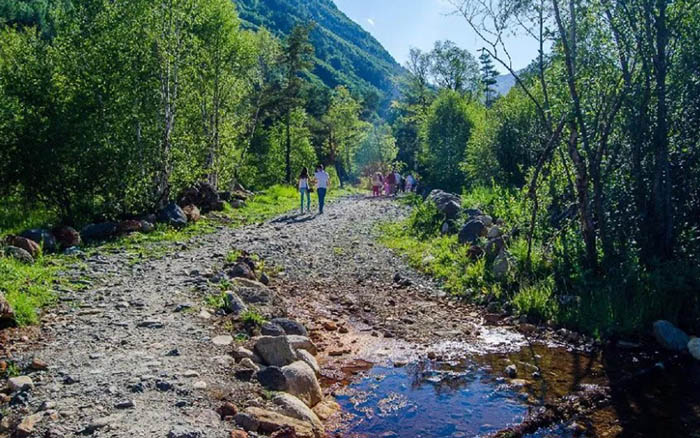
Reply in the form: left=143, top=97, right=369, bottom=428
left=429, top=40, right=480, bottom=98
left=420, top=90, right=475, bottom=192
left=354, top=123, right=398, bottom=176
left=479, top=49, right=498, bottom=106
left=321, top=86, right=369, bottom=186
left=279, top=23, right=315, bottom=184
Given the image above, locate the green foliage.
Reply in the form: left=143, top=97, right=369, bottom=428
left=419, top=90, right=477, bottom=192
left=241, top=308, right=266, bottom=326
left=0, top=255, right=60, bottom=325
left=512, top=277, right=557, bottom=323
left=407, top=201, right=443, bottom=238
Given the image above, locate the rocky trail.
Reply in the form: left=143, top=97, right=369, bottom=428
left=2, top=195, right=699, bottom=438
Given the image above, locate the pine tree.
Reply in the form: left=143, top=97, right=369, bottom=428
left=479, top=49, right=498, bottom=106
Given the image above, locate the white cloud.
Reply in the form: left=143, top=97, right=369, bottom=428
left=366, top=18, right=375, bottom=26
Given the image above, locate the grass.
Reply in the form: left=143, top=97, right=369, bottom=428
left=0, top=255, right=67, bottom=326
left=241, top=308, right=266, bottom=327
left=0, top=194, right=59, bottom=237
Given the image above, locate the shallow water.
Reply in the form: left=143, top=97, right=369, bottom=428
left=330, top=343, right=700, bottom=438
left=332, top=361, right=535, bottom=438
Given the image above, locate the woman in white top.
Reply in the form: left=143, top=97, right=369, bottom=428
left=299, top=167, right=311, bottom=213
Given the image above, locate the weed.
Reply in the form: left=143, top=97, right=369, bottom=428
left=2, top=360, right=21, bottom=378
left=241, top=308, right=266, bottom=327
left=225, top=250, right=242, bottom=264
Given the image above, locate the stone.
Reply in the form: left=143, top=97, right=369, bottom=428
left=4, top=236, right=40, bottom=257
left=260, top=272, right=270, bottom=285
left=115, top=400, right=135, bottom=409
left=653, top=320, right=690, bottom=351
left=234, top=412, right=260, bottom=432
left=243, top=407, right=315, bottom=438
left=281, top=361, right=323, bottom=407
left=231, top=431, right=248, bottom=438
left=485, top=237, right=505, bottom=260
left=193, top=380, right=207, bottom=390
left=256, top=366, right=287, bottom=391
left=492, top=249, right=511, bottom=279
left=232, top=278, right=275, bottom=304
left=228, top=262, right=257, bottom=281
left=487, top=226, right=502, bottom=239
left=254, top=336, right=297, bottom=367
left=80, top=222, right=118, bottom=242
left=157, top=202, right=188, bottom=228
left=295, top=349, right=320, bottom=376
left=688, top=338, right=700, bottom=361
left=271, top=318, right=308, bottom=337
left=20, top=229, right=57, bottom=252
left=168, top=426, right=203, bottom=438
left=286, top=335, right=318, bottom=355
left=8, top=376, right=34, bottom=392
left=82, top=414, right=124, bottom=434
left=52, top=226, right=81, bottom=248
left=321, top=320, right=337, bottom=331
left=231, top=346, right=255, bottom=362
left=518, top=323, right=537, bottom=334
left=478, top=215, right=494, bottom=227
left=30, top=357, right=48, bottom=370
left=272, top=393, right=323, bottom=431
left=465, top=208, right=484, bottom=217
left=262, top=322, right=286, bottom=336
left=427, top=190, right=462, bottom=219
left=312, top=399, right=340, bottom=421
left=182, top=204, right=201, bottom=223
left=217, top=402, right=238, bottom=419
left=212, top=335, right=234, bottom=346
left=504, top=364, right=518, bottom=378
left=117, top=220, right=142, bottom=234
left=177, top=182, right=221, bottom=213
left=4, top=246, right=34, bottom=264
left=458, top=220, right=487, bottom=245
left=140, top=220, right=155, bottom=233
left=224, top=292, right=247, bottom=315
left=16, top=412, right=43, bottom=437
left=234, top=368, right=256, bottom=382
left=239, top=358, right=260, bottom=371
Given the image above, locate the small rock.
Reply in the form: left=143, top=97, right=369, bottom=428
left=8, top=376, right=34, bottom=392
left=281, top=361, right=323, bottom=407
left=115, top=400, right=134, bottom=409
left=4, top=246, right=34, bottom=264
left=16, top=412, right=44, bottom=437
left=168, top=426, right=203, bottom=438
left=286, top=335, right=318, bottom=355
left=230, top=431, right=248, bottom=438
left=224, top=292, right=248, bottom=315
left=688, top=338, right=700, bottom=361
left=321, top=320, right=337, bottom=331
left=270, top=318, right=308, bottom=337
left=254, top=336, right=297, bottom=367
left=261, top=322, right=286, bottom=336
left=217, top=402, right=238, bottom=419
left=256, top=366, right=287, bottom=391
left=212, top=335, right=234, bottom=346
left=239, top=358, right=260, bottom=371
left=504, top=364, right=518, bottom=378
left=193, top=380, right=207, bottom=390
left=653, top=320, right=690, bottom=351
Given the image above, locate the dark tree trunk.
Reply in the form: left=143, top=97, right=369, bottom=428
left=285, top=110, right=292, bottom=185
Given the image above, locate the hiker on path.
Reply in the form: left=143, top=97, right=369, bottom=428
left=315, top=164, right=330, bottom=214
left=386, top=170, right=396, bottom=196
left=406, top=174, right=416, bottom=192
left=299, top=167, right=311, bottom=214
left=372, top=172, right=383, bottom=197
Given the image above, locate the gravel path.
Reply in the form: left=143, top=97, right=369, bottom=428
left=1, top=195, right=525, bottom=438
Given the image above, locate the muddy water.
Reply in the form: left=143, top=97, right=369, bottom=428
left=329, top=343, right=700, bottom=438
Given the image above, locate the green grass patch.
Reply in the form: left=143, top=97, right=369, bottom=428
left=0, top=194, right=59, bottom=237
left=0, top=256, right=66, bottom=325
left=241, top=308, right=266, bottom=327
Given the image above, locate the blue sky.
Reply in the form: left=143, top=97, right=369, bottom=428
left=333, top=0, right=539, bottom=74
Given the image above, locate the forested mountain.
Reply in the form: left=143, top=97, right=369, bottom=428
left=235, top=0, right=403, bottom=107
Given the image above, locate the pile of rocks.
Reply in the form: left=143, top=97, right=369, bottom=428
left=229, top=318, right=335, bottom=438
left=1, top=181, right=255, bottom=264
left=428, top=189, right=512, bottom=279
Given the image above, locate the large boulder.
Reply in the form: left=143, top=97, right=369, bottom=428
left=262, top=322, right=287, bottom=337
left=20, top=229, right=57, bottom=252
left=271, top=318, right=308, bottom=337
left=688, top=338, right=700, bottom=361
left=242, top=407, right=315, bottom=438
left=281, top=361, right=323, bottom=407
left=653, top=320, right=690, bottom=351
left=81, top=222, right=118, bottom=242
left=458, top=220, right=487, bottom=245
left=0, top=292, right=15, bottom=327
left=4, top=246, right=34, bottom=264
left=295, top=349, right=320, bottom=376
left=427, top=190, right=462, bottom=219
left=272, top=393, right=323, bottom=432
left=254, top=336, right=297, bottom=367
left=52, top=226, right=81, bottom=248
left=177, top=182, right=222, bottom=213
left=5, top=236, right=40, bottom=258
left=256, top=366, right=287, bottom=391
left=157, top=202, right=188, bottom=228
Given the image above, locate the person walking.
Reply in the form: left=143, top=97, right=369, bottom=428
left=298, top=167, right=311, bottom=214
left=406, top=174, right=415, bottom=192
left=314, top=164, right=330, bottom=214
left=372, top=172, right=383, bottom=197
left=386, top=170, right=396, bottom=196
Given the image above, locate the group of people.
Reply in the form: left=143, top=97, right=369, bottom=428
left=371, top=170, right=417, bottom=197
left=298, top=164, right=330, bottom=215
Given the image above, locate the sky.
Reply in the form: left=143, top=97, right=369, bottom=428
left=333, top=0, right=540, bottom=74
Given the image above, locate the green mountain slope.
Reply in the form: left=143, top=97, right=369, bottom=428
left=235, top=0, right=403, bottom=103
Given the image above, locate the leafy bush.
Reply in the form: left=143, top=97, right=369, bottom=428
left=241, top=308, right=266, bottom=327
left=512, top=277, right=558, bottom=323
left=407, top=201, right=443, bottom=238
